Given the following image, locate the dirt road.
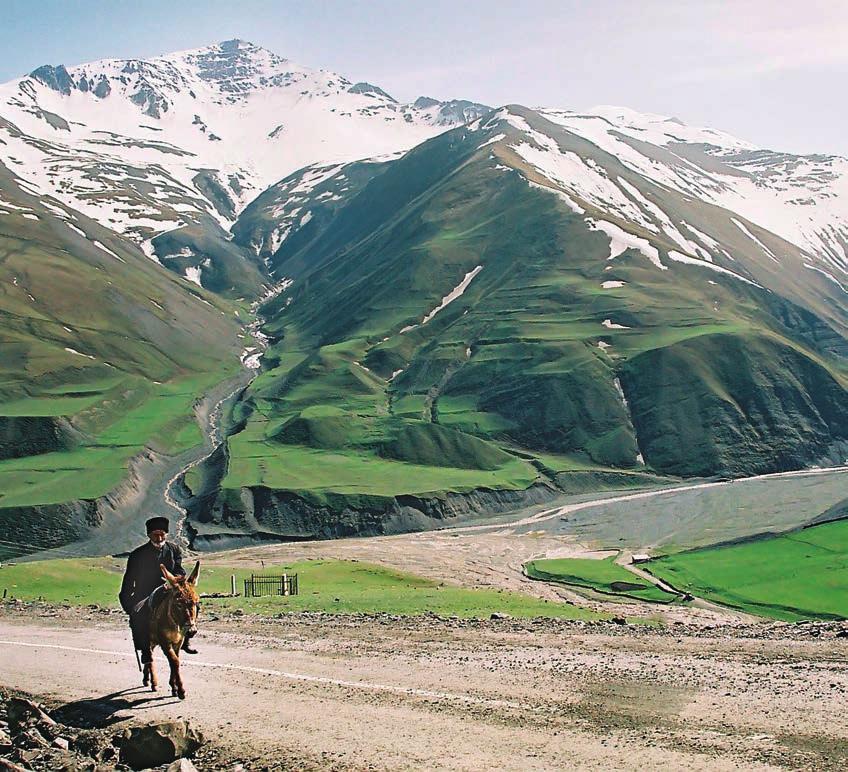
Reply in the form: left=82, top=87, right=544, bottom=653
left=2, top=606, right=847, bottom=770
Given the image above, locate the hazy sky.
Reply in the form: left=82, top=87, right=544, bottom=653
left=1, top=0, right=845, bottom=156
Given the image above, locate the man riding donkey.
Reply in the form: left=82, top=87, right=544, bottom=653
left=119, top=517, right=201, bottom=698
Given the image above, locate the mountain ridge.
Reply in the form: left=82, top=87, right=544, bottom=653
left=0, top=39, right=490, bottom=286
left=1, top=41, right=847, bottom=552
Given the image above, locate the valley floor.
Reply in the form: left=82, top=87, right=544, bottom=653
left=203, top=528, right=745, bottom=624
left=1, top=605, right=847, bottom=770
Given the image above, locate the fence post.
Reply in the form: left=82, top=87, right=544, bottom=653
left=283, top=572, right=288, bottom=596
left=231, top=574, right=236, bottom=597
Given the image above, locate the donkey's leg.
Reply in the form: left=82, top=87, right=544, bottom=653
left=146, top=645, right=158, bottom=692
left=169, top=649, right=178, bottom=697
left=164, top=644, right=185, bottom=700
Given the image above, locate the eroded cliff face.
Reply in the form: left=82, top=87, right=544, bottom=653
left=185, top=482, right=561, bottom=550
left=0, top=447, right=166, bottom=558
left=0, top=417, right=80, bottom=461
left=0, top=500, right=99, bottom=556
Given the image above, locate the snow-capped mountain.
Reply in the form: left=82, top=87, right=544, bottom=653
left=233, top=105, right=848, bottom=490
left=536, top=106, right=848, bottom=282
left=2, top=39, right=845, bottom=298
left=457, top=106, right=846, bottom=295
left=0, top=39, right=489, bottom=257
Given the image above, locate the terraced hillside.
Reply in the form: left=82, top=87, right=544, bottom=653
left=3, top=38, right=847, bottom=554
left=188, top=106, right=847, bottom=544
left=0, top=162, right=241, bottom=558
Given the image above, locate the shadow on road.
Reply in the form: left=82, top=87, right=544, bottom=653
left=52, top=686, right=179, bottom=727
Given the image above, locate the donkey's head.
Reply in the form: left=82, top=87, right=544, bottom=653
left=160, top=562, right=201, bottom=636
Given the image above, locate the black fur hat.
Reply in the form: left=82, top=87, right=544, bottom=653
left=145, top=516, right=169, bottom=533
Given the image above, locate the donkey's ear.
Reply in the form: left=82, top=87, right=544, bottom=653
left=160, top=563, right=178, bottom=585
left=188, top=561, right=200, bottom=587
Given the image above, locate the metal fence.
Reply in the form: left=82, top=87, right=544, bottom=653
left=243, top=573, right=298, bottom=598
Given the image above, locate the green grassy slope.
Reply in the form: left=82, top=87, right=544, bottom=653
left=649, top=519, right=848, bottom=620
left=151, top=218, right=267, bottom=297
left=0, top=557, right=602, bottom=619
left=212, top=111, right=847, bottom=531
left=0, top=165, right=241, bottom=554
left=526, top=556, right=678, bottom=604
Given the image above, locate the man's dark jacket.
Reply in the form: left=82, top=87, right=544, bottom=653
left=119, top=541, right=185, bottom=614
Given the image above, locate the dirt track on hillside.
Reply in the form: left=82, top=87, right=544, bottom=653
left=3, top=604, right=848, bottom=770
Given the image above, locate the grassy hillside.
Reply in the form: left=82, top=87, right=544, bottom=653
left=0, top=165, right=242, bottom=555
left=151, top=218, right=267, bottom=297
left=207, top=111, right=848, bottom=534
left=526, top=556, right=678, bottom=604
left=649, top=519, right=848, bottom=621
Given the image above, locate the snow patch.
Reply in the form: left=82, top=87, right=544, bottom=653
left=731, top=217, right=778, bottom=262
left=64, top=347, right=95, bottom=359
left=93, top=240, right=126, bottom=262
left=478, top=133, right=505, bottom=149
left=667, top=250, right=761, bottom=286
left=589, top=219, right=666, bottom=270
left=526, top=179, right=584, bottom=214
left=804, top=263, right=847, bottom=292
left=403, top=265, right=483, bottom=332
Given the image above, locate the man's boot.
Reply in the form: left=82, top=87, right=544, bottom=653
left=182, top=632, right=198, bottom=654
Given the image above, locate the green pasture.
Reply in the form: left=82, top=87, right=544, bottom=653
left=0, top=557, right=602, bottom=620
left=649, top=519, right=848, bottom=621
left=221, top=336, right=540, bottom=500
left=525, top=556, right=678, bottom=604
left=225, top=424, right=537, bottom=497
left=0, top=366, right=235, bottom=508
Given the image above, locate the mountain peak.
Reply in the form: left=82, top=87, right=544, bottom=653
left=28, top=64, right=74, bottom=94
left=218, top=38, right=254, bottom=50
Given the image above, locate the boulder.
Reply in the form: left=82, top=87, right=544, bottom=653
left=16, top=727, right=49, bottom=749
left=118, top=721, right=203, bottom=770
left=7, top=698, right=55, bottom=732
left=0, top=756, right=30, bottom=771
left=167, top=759, right=199, bottom=772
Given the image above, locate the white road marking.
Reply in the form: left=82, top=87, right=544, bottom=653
left=0, top=639, right=539, bottom=713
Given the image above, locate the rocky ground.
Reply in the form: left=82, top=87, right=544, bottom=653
left=2, top=601, right=848, bottom=770
left=0, top=687, right=208, bottom=771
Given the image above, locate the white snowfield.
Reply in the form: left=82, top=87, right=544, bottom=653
left=474, top=106, right=847, bottom=286
left=0, top=40, right=486, bottom=253
left=540, top=107, right=848, bottom=272
left=1, top=39, right=846, bottom=300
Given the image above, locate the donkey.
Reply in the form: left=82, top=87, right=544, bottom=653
left=143, top=561, right=200, bottom=700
